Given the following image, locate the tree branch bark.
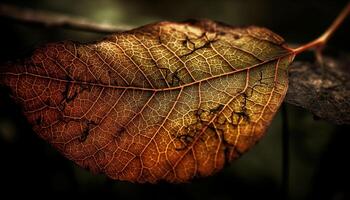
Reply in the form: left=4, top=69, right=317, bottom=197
left=0, top=3, right=133, bottom=33
left=286, top=54, right=350, bottom=124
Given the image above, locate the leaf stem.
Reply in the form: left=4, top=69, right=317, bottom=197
left=292, top=2, right=350, bottom=54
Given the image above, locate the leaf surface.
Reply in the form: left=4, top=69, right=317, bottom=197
left=0, top=20, right=294, bottom=183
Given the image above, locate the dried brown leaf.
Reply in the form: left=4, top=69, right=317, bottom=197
left=0, top=20, right=297, bottom=182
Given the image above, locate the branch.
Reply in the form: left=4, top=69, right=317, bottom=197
left=286, top=54, right=350, bottom=124
left=0, top=4, right=133, bottom=33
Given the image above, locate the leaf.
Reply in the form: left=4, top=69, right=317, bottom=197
left=0, top=20, right=294, bottom=183
left=286, top=54, right=350, bottom=124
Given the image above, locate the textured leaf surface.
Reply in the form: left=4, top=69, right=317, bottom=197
left=0, top=20, right=294, bottom=183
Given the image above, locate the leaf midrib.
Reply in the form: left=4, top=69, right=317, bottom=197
left=1, top=52, right=293, bottom=93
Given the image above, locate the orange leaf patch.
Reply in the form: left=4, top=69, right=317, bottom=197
left=0, top=20, right=294, bottom=183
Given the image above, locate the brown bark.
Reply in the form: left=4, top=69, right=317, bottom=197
left=286, top=54, right=350, bottom=124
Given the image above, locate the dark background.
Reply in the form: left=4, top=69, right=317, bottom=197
left=0, top=0, right=349, bottom=199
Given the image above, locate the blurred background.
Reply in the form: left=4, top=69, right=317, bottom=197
left=0, top=0, right=349, bottom=199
